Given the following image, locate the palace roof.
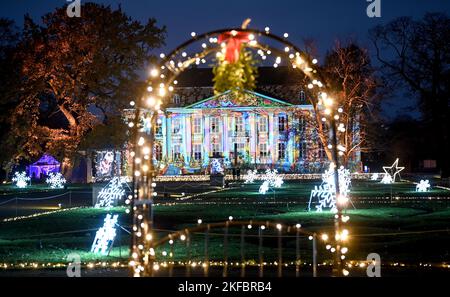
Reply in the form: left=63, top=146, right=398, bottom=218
left=184, top=89, right=293, bottom=109
left=169, top=66, right=310, bottom=108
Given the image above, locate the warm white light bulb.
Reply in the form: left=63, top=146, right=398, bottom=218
left=150, top=68, right=159, bottom=77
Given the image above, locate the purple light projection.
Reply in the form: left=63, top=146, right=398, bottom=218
left=27, top=154, right=60, bottom=179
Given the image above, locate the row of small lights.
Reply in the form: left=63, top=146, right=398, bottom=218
left=151, top=173, right=375, bottom=183
left=2, top=261, right=449, bottom=270
left=1, top=207, right=80, bottom=223
left=145, top=194, right=447, bottom=209
left=195, top=216, right=302, bottom=230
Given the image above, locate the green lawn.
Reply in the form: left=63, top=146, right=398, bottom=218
left=0, top=180, right=449, bottom=268
left=0, top=183, right=92, bottom=195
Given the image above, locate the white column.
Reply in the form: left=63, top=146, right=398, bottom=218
left=160, top=114, right=167, bottom=161
left=222, top=113, right=229, bottom=159
left=268, top=112, right=276, bottom=163
left=287, top=112, right=294, bottom=164
left=249, top=113, right=256, bottom=163
left=179, top=115, right=186, bottom=164
left=203, top=115, right=210, bottom=166
left=185, top=115, right=192, bottom=164
left=166, top=115, right=172, bottom=162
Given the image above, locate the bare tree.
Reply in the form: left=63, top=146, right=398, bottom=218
left=370, top=13, right=450, bottom=177
left=300, top=42, right=379, bottom=170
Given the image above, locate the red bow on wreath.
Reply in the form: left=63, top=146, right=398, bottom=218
left=218, top=31, right=250, bottom=64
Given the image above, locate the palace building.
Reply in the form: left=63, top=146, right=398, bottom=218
left=91, top=67, right=361, bottom=180
left=150, top=89, right=321, bottom=174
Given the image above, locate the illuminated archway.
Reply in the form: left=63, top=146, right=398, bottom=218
left=129, top=26, right=347, bottom=277
left=147, top=27, right=328, bottom=104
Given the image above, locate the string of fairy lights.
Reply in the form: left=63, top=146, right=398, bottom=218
left=3, top=260, right=448, bottom=271
left=151, top=173, right=373, bottom=182
left=2, top=215, right=450, bottom=273
left=2, top=207, right=450, bottom=274
left=127, top=26, right=352, bottom=277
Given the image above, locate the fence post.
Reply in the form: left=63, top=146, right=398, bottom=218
left=118, top=225, right=122, bottom=258
left=296, top=228, right=300, bottom=277
left=278, top=226, right=282, bottom=277
left=169, top=236, right=174, bottom=277
left=223, top=221, right=228, bottom=277
left=277, top=226, right=283, bottom=277
left=186, top=230, right=191, bottom=277
left=258, top=226, right=264, bottom=277
left=240, top=225, right=245, bottom=278
left=204, top=225, right=209, bottom=277
left=312, top=233, right=317, bottom=277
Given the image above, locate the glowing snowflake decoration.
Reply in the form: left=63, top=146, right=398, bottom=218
left=371, top=173, right=379, bottom=181
left=264, top=169, right=284, bottom=188
left=308, top=163, right=351, bottom=212
left=91, top=214, right=119, bottom=255
left=12, top=172, right=30, bottom=188
left=210, top=158, right=224, bottom=174
left=244, top=169, right=258, bottom=184
left=46, top=172, right=66, bottom=189
left=95, top=177, right=126, bottom=209
left=259, top=180, right=270, bottom=194
left=258, top=169, right=284, bottom=195
left=380, top=173, right=393, bottom=184
left=416, top=180, right=430, bottom=192
left=309, top=184, right=335, bottom=212
left=273, top=176, right=284, bottom=188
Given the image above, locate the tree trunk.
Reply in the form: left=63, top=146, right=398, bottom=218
left=61, top=157, right=74, bottom=182
left=59, top=103, right=77, bottom=128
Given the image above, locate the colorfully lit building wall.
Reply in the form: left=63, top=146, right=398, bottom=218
left=128, top=89, right=345, bottom=174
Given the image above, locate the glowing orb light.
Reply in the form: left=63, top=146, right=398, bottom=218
left=46, top=172, right=66, bottom=189
left=12, top=172, right=30, bottom=188
left=91, top=214, right=119, bottom=255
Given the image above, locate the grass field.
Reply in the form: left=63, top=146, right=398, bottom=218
left=0, top=183, right=92, bottom=195
left=0, top=180, right=449, bottom=273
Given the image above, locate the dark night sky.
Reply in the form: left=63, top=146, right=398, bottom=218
left=1, top=0, right=449, bottom=118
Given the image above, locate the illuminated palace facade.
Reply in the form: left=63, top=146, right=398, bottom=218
left=152, top=89, right=322, bottom=173
left=93, top=68, right=361, bottom=179
left=136, top=67, right=361, bottom=175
